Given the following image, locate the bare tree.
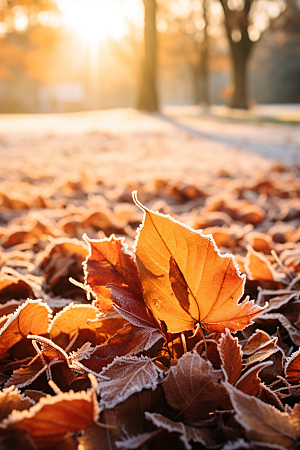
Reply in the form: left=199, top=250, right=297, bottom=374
left=217, top=0, right=285, bottom=109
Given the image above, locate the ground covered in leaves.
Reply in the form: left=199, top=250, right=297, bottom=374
left=1, top=110, right=300, bottom=450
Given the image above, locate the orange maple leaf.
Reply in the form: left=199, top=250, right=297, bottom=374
left=133, top=192, right=264, bottom=334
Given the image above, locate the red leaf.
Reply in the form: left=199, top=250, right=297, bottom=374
left=83, top=234, right=143, bottom=313
left=79, top=323, right=164, bottom=374
left=218, top=328, right=242, bottom=385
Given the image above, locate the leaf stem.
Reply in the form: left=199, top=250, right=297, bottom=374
left=199, top=325, right=208, bottom=360
left=181, top=333, right=187, bottom=353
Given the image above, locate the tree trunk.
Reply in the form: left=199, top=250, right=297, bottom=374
left=200, top=0, right=210, bottom=107
left=230, top=50, right=248, bottom=109
left=190, top=63, right=201, bottom=105
left=199, top=46, right=210, bottom=106
left=137, top=0, right=158, bottom=112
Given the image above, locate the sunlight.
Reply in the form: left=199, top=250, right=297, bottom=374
left=61, top=0, right=128, bottom=43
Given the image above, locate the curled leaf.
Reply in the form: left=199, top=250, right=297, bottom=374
left=224, top=382, right=297, bottom=449
left=0, top=300, right=52, bottom=360
left=2, top=383, right=99, bottom=449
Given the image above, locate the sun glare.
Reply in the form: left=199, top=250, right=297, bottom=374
left=61, top=0, right=128, bottom=43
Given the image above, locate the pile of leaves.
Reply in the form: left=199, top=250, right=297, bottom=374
left=1, top=164, right=300, bottom=449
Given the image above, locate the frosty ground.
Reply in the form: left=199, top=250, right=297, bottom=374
left=0, top=107, right=299, bottom=197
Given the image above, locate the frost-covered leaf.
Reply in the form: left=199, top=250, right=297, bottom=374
left=115, top=430, right=161, bottom=450
left=235, top=361, right=272, bottom=396
left=218, top=328, right=242, bottom=384
left=98, top=355, right=164, bottom=409
left=243, top=330, right=273, bottom=355
left=244, top=246, right=285, bottom=282
left=83, top=234, right=143, bottom=313
left=145, top=412, right=217, bottom=450
left=0, top=386, right=33, bottom=420
left=163, top=351, right=224, bottom=422
left=2, top=383, right=99, bottom=449
left=242, top=338, right=278, bottom=366
left=225, top=382, right=297, bottom=449
left=0, top=300, right=52, bottom=360
left=49, top=304, right=126, bottom=348
left=285, top=348, right=300, bottom=384
left=133, top=193, right=263, bottom=334
left=80, top=323, right=163, bottom=373
left=108, top=284, right=163, bottom=331
left=258, top=313, right=300, bottom=347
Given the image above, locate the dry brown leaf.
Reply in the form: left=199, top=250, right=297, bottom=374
left=258, top=384, right=284, bottom=411
left=98, top=355, right=164, bottom=409
left=133, top=193, right=263, bottom=334
left=115, top=430, right=162, bottom=450
left=0, top=300, right=52, bottom=360
left=224, top=382, right=297, bottom=449
left=2, top=383, right=99, bottom=449
left=242, top=338, right=278, bottom=366
left=49, top=304, right=126, bottom=349
left=235, top=361, right=272, bottom=396
left=145, top=412, right=217, bottom=449
left=0, top=273, right=34, bottom=303
left=244, top=246, right=284, bottom=282
left=258, top=313, right=300, bottom=347
left=243, top=330, right=273, bottom=355
left=114, top=385, right=166, bottom=438
left=218, top=328, right=242, bottom=384
left=108, top=284, right=163, bottom=331
left=163, top=351, right=224, bottom=422
left=6, top=361, right=48, bottom=389
left=246, top=232, right=273, bottom=255
left=39, top=239, right=88, bottom=296
left=0, top=386, right=34, bottom=420
left=285, top=348, right=300, bottom=384
left=79, top=323, right=163, bottom=374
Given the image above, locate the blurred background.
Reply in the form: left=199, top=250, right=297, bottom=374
left=0, top=0, right=299, bottom=114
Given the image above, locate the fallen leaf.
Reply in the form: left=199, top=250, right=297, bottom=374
left=2, top=383, right=99, bottom=449
left=0, top=300, right=52, bottom=360
left=49, top=304, right=125, bottom=349
left=114, top=385, right=166, bottom=437
left=108, top=284, right=163, bottom=331
left=145, top=412, right=217, bottom=450
left=218, top=328, right=242, bottom=384
left=285, top=348, right=300, bottom=384
left=0, top=386, right=34, bottom=420
left=242, top=330, right=273, bottom=355
left=79, top=323, right=163, bottom=374
left=163, top=351, right=224, bottom=421
left=115, top=430, right=162, bottom=450
left=98, top=355, right=164, bottom=409
left=244, top=246, right=285, bottom=282
left=258, top=313, right=300, bottom=347
left=133, top=193, right=264, bottom=334
left=224, top=382, right=297, bottom=449
left=235, top=361, right=272, bottom=396
left=83, top=234, right=143, bottom=314
left=242, top=338, right=278, bottom=366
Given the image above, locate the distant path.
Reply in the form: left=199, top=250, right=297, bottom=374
left=0, top=108, right=299, bottom=195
